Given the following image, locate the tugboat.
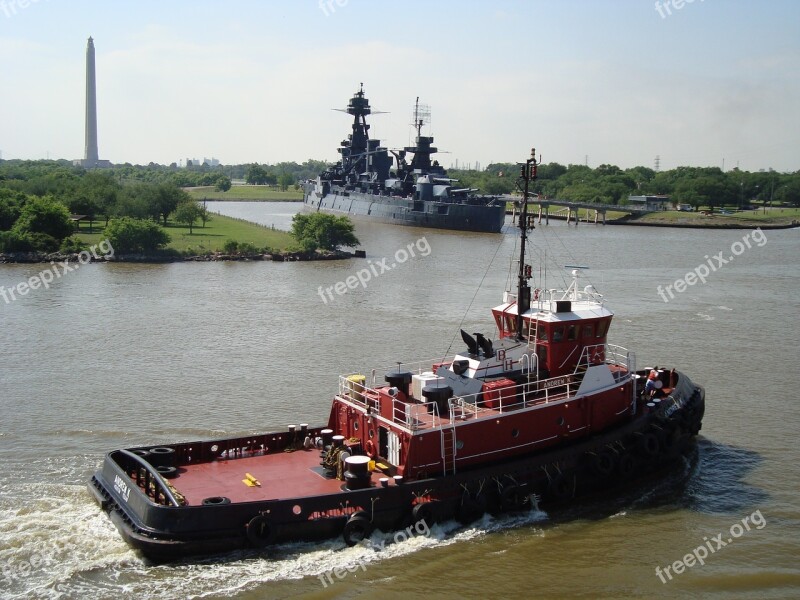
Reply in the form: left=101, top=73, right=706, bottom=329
left=90, top=150, right=705, bottom=561
left=302, top=84, right=507, bottom=233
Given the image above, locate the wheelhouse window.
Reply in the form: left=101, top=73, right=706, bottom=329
left=505, top=315, right=516, bottom=335
left=596, top=320, right=609, bottom=338
left=567, top=325, right=578, bottom=341
left=536, top=324, right=548, bottom=341
left=582, top=323, right=594, bottom=339
left=552, top=326, right=565, bottom=342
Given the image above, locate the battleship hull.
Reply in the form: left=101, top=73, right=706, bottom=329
left=303, top=187, right=507, bottom=233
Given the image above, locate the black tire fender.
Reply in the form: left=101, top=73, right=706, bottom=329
left=343, top=514, right=373, bottom=546
left=547, top=474, right=572, bottom=501
left=500, top=484, right=531, bottom=512
left=412, top=500, right=440, bottom=526
left=639, top=432, right=660, bottom=457
left=592, top=450, right=616, bottom=476
left=247, top=514, right=277, bottom=547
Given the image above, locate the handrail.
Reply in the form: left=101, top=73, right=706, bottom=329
left=118, top=449, right=181, bottom=507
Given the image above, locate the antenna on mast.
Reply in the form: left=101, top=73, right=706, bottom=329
left=411, top=97, right=430, bottom=138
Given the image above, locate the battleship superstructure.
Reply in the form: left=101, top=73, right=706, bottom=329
left=303, top=85, right=506, bottom=233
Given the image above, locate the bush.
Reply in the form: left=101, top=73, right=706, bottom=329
left=12, top=195, right=73, bottom=241
left=0, top=230, right=33, bottom=252
left=222, top=239, right=239, bottom=254
left=60, top=235, right=87, bottom=253
left=290, top=213, right=359, bottom=252
left=104, top=217, right=171, bottom=254
left=238, top=242, right=259, bottom=255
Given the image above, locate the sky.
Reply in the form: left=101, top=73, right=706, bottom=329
left=1, top=0, right=798, bottom=172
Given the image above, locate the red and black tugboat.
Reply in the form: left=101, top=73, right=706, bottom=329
left=89, top=150, right=705, bottom=561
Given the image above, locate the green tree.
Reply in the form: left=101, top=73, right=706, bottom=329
left=12, top=195, right=73, bottom=241
left=173, top=200, right=203, bottom=234
left=215, top=175, right=232, bottom=192
left=245, top=164, right=270, bottom=185
left=291, top=213, right=359, bottom=252
left=0, top=189, right=27, bottom=230
left=278, top=172, right=295, bottom=191
left=104, top=217, right=171, bottom=254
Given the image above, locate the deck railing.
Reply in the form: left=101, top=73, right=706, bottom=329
left=336, top=344, right=634, bottom=431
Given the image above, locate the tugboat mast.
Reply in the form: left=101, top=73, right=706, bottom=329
left=516, top=148, right=538, bottom=341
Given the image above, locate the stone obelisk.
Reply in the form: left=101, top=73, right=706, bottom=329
left=84, top=36, right=99, bottom=166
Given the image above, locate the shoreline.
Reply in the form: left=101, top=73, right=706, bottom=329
left=0, top=249, right=362, bottom=265
left=606, top=219, right=800, bottom=230
left=509, top=211, right=799, bottom=230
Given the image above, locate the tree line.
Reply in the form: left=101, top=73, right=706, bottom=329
left=0, top=160, right=359, bottom=255
left=0, top=161, right=209, bottom=253
left=450, top=162, right=800, bottom=209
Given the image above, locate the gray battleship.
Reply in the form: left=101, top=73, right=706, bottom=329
left=303, top=85, right=506, bottom=233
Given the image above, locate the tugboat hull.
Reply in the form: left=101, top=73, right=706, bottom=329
left=89, top=372, right=704, bottom=562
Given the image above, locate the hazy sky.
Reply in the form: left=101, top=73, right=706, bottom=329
left=1, top=0, right=798, bottom=172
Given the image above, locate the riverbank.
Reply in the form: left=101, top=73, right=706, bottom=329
left=185, top=185, right=303, bottom=202
left=611, top=208, right=800, bottom=229
left=0, top=248, right=359, bottom=264
left=512, top=204, right=800, bottom=229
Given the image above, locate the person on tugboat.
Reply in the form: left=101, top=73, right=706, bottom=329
left=645, top=369, right=660, bottom=399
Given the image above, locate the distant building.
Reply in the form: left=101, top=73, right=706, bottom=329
left=628, top=195, right=671, bottom=211
left=184, top=157, right=220, bottom=168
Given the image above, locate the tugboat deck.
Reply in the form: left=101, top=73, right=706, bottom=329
left=172, top=449, right=385, bottom=505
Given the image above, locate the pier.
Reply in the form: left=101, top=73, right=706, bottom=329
left=504, top=196, right=650, bottom=225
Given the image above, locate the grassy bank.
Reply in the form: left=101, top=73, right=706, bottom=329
left=75, top=213, right=295, bottom=253
left=186, top=185, right=303, bottom=201
left=622, top=207, right=800, bottom=227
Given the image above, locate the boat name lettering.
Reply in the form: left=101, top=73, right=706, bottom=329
left=114, top=474, right=131, bottom=503
left=543, top=376, right=570, bottom=389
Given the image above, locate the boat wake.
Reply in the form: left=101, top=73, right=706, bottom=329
left=0, top=468, right=548, bottom=599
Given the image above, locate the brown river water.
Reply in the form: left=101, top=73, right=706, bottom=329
left=1, top=202, right=798, bottom=599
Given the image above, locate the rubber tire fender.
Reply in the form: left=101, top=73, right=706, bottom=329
left=617, top=454, right=636, bottom=478
left=412, top=500, right=441, bottom=526
left=639, top=432, right=660, bottom=457
left=592, top=450, right=616, bottom=476
left=500, top=484, right=531, bottom=512
left=247, top=514, right=277, bottom=547
left=343, top=514, right=373, bottom=547
left=547, top=474, right=572, bottom=501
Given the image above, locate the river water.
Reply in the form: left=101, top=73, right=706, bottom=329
left=1, top=202, right=798, bottom=599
